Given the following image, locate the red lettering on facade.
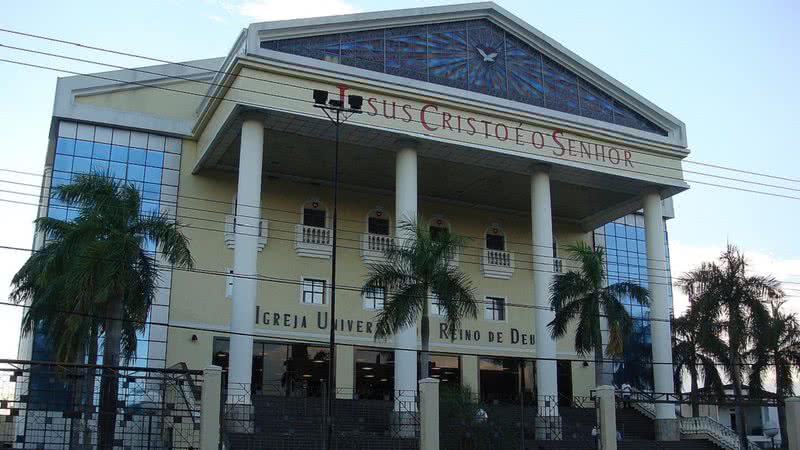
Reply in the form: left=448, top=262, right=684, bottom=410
left=552, top=130, right=566, bottom=155
left=420, top=104, right=439, bottom=131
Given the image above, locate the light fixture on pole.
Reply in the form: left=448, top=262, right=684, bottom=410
left=313, top=88, right=362, bottom=450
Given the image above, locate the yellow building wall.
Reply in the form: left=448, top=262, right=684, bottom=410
left=166, top=138, right=600, bottom=398
left=75, top=80, right=207, bottom=121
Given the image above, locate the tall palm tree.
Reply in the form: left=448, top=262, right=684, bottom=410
left=749, top=301, right=799, bottom=448
left=362, top=219, right=477, bottom=379
left=677, top=245, right=782, bottom=450
left=548, top=241, right=650, bottom=386
left=10, top=173, right=193, bottom=450
left=672, top=301, right=725, bottom=417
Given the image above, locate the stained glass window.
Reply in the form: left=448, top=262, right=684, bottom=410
left=261, top=20, right=668, bottom=136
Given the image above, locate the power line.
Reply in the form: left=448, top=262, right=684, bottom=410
left=0, top=27, right=798, bottom=189
left=1, top=181, right=799, bottom=292
left=1, top=54, right=800, bottom=206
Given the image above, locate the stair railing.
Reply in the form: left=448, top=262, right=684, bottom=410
left=679, top=416, right=761, bottom=450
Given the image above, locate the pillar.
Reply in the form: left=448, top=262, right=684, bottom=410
left=200, top=366, right=222, bottom=450
left=460, top=355, right=479, bottom=396
left=419, top=378, right=440, bottom=450
left=531, top=166, right=558, bottom=410
left=785, top=397, right=800, bottom=450
left=643, top=190, right=678, bottom=440
left=394, top=140, right=418, bottom=435
left=335, top=345, right=354, bottom=399
left=596, top=385, right=618, bottom=450
left=227, top=118, right=264, bottom=404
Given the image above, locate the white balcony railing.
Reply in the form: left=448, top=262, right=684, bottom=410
left=553, top=257, right=564, bottom=273
left=295, top=224, right=332, bottom=258
left=680, top=416, right=761, bottom=450
left=224, top=215, right=268, bottom=251
left=360, top=233, right=395, bottom=264
left=480, top=249, right=514, bottom=280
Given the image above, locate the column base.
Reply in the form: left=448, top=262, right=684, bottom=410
left=534, top=415, right=562, bottom=440
left=224, top=403, right=255, bottom=434
left=655, top=418, right=680, bottom=441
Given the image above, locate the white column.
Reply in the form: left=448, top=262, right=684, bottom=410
left=786, top=397, right=800, bottom=450
left=643, top=190, right=678, bottom=438
left=531, top=166, right=558, bottom=409
left=419, top=378, right=440, bottom=450
left=596, top=385, right=618, bottom=450
left=394, top=141, right=418, bottom=410
left=200, top=365, right=222, bottom=450
left=227, top=118, right=264, bottom=403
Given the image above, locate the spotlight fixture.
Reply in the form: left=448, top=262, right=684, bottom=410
left=313, top=89, right=328, bottom=105
left=582, top=361, right=589, bottom=367
left=347, top=94, right=363, bottom=110
left=328, top=99, right=343, bottom=108
left=191, top=334, right=198, bottom=342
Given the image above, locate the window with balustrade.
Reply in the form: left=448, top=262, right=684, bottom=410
left=367, top=209, right=390, bottom=236
left=428, top=217, right=450, bottom=240
left=485, top=226, right=505, bottom=251
left=303, top=201, right=327, bottom=228
left=481, top=224, right=513, bottom=279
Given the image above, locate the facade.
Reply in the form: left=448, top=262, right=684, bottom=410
left=20, top=1, right=689, bottom=440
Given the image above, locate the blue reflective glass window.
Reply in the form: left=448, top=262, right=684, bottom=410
left=56, top=138, right=76, bottom=156
left=637, top=241, right=646, bottom=254
left=625, top=225, right=637, bottom=240
left=48, top=204, right=67, bottom=221
left=51, top=171, right=71, bottom=188
left=636, top=227, right=645, bottom=241
left=145, top=150, right=164, bottom=168
left=75, top=140, right=93, bottom=158
left=127, top=165, right=145, bottom=182
left=614, top=223, right=626, bottom=237
left=129, top=148, right=147, bottom=165
left=129, top=180, right=144, bottom=192
left=142, top=184, right=161, bottom=202
left=66, top=209, right=80, bottom=222
left=605, top=223, right=615, bottom=236
left=91, top=159, right=109, bottom=173
left=141, top=200, right=160, bottom=216
left=72, top=157, right=91, bottom=174
left=109, top=162, right=127, bottom=180
left=92, top=143, right=111, bottom=160
left=144, top=167, right=161, bottom=184
left=615, top=237, right=626, bottom=251
left=607, top=251, right=618, bottom=263
left=111, top=145, right=128, bottom=163
left=606, top=237, right=617, bottom=249
left=53, top=154, right=73, bottom=172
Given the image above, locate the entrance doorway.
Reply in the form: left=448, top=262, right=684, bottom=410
left=557, top=360, right=573, bottom=406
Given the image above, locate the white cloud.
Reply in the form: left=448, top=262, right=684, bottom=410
left=208, top=15, right=227, bottom=23
left=669, top=241, right=800, bottom=316
left=229, top=0, right=360, bottom=22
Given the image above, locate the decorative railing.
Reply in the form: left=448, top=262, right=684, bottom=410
left=480, top=249, right=514, bottom=279
left=680, top=416, right=761, bottom=450
left=224, top=215, right=267, bottom=251
left=553, top=257, right=564, bottom=273
left=295, top=224, right=332, bottom=258
left=360, top=233, right=395, bottom=263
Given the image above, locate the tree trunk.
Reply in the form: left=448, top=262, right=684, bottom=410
left=83, top=328, right=99, bottom=450
left=420, top=307, right=430, bottom=380
left=594, top=345, right=606, bottom=388
left=99, top=299, right=123, bottom=450
left=776, top=373, right=788, bottom=449
left=69, top=344, right=88, bottom=449
left=730, top=351, right=749, bottom=450
left=690, top=369, right=699, bottom=418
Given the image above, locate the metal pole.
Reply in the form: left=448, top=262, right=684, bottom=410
left=326, top=109, right=341, bottom=450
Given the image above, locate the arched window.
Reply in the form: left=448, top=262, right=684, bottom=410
left=485, top=224, right=506, bottom=251
left=367, top=208, right=390, bottom=236
left=429, top=216, right=451, bottom=240
left=302, top=199, right=327, bottom=228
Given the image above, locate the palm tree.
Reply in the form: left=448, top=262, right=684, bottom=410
left=548, top=241, right=650, bottom=386
left=676, top=245, right=782, bottom=450
left=10, top=173, right=193, bottom=450
left=362, top=219, right=477, bottom=379
left=672, top=301, right=725, bottom=417
left=749, top=301, right=799, bottom=448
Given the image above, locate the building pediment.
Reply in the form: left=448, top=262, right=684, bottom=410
left=247, top=2, right=686, bottom=147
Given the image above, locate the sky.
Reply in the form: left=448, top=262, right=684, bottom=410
left=0, top=0, right=798, bottom=367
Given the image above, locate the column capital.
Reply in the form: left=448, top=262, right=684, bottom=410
left=394, top=137, right=419, bottom=150
left=239, top=109, right=267, bottom=124
left=528, top=162, right=551, bottom=175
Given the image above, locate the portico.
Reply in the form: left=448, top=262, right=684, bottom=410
left=178, top=2, right=689, bottom=441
